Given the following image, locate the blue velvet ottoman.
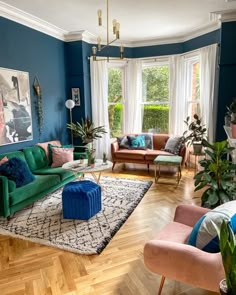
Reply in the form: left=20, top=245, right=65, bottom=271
left=62, top=180, right=101, bottom=220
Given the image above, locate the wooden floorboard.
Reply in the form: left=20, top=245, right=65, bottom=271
left=0, top=164, right=218, bottom=295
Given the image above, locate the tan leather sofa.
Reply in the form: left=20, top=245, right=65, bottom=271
left=111, top=134, right=187, bottom=171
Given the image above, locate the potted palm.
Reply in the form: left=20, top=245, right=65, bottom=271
left=67, top=116, right=107, bottom=144
left=183, top=114, right=207, bottom=153
left=215, top=220, right=236, bottom=295
left=194, top=140, right=236, bottom=208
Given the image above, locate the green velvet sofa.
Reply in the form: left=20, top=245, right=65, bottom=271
left=0, top=145, right=85, bottom=219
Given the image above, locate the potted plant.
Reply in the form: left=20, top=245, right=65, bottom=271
left=228, top=98, right=236, bottom=122
left=231, top=118, right=236, bottom=139
left=67, top=116, right=107, bottom=144
left=215, top=220, right=236, bottom=295
left=183, top=114, right=207, bottom=153
left=194, top=140, right=236, bottom=209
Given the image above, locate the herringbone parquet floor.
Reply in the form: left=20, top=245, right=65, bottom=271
left=0, top=164, right=218, bottom=295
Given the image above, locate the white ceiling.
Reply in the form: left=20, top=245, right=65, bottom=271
left=1, top=0, right=236, bottom=46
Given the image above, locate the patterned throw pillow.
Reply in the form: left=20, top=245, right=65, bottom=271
left=163, top=136, right=183, bottom=154
left=0, top=157, right=35, bottom=188
left=51, top=147, right=74, bottom=168
left=127, top=135, right=146, bottom=150
left=188, top=201, right=236, bottom=253
left=117, top=136, right=130, bottom=149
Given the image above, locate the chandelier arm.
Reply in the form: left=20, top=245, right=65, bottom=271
left=99, top=38, right=118, bottom=51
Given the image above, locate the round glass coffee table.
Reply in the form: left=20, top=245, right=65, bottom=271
left=62, top=159, right=113, bottom=183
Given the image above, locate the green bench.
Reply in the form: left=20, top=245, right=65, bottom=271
left=154, top=155, right=183, bottom=185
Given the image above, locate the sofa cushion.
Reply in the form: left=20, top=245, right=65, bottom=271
left=117, top=136, right=130, bottom=149
left=36, top=140, right=61, bottom=160
left=9, top=174, right=60, bottom=206
left=114, top=149, right=146, bottom=160
left=144, top=150, right=174, bottom=161
left=48, top=143, right=73, bottom=164
left=34, top=166, right=74, bottom=181
left=0, top=157, right=35, bottom=188
left=188, top=200, right=236, bottom=253
left=23, top=146, right=48, bottom=171
left=0, top=156, right=8, bottom=165
left=163, top=136, right=184, bottom=155
left=51, top=147, right=74, bottom=168
left=127, top=135, right=146, bottom=149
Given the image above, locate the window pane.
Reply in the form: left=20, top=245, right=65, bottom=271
left=142, top=104, right=169, bottom=134
left=192, top=62, right=200, bottom=101
left=142, top=65, right=169, bottom=102
left=108, top=68, right=123, bottom=137
left=108, top=68, right=122, bottom=103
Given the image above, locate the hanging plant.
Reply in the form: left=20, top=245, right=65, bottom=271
left=33, top=76, right=43, bottom=137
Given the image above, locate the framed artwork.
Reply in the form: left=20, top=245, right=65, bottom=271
left=0, top=67, right=33, bottom=145
left=71, top=88, right=80, bottom=106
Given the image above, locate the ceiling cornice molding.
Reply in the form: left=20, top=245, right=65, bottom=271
left=0, top=1, right=228, bottom=47
left=211, top=9, right=236, bottom=23
left=0, top=1, right=67, bottom=40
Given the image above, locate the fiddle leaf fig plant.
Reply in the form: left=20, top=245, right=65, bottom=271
left=194, top=140, right=236, bottom=208
left=214, top=220, right=236, bottom=294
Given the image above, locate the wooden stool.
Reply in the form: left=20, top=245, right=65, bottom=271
left=154, top=155, right=182, bottom=184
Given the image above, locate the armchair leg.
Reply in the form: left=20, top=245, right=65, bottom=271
left=112, top=162, right=116, bottom=171
left=158, top=276, right=165, bottom=295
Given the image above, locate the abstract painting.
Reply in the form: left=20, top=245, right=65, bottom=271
left=0, top=67, right=33, bottom=145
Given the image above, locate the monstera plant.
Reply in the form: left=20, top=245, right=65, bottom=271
left=194, top=140, right=236, bottom=208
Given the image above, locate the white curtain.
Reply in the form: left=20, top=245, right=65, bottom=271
left=169, top=55, right=187, bottom=136
left=199, top=44, right=218, bottom=142
left=123, top=59, right=142, bottom=134
left=90, top=59, right=111, bottom=159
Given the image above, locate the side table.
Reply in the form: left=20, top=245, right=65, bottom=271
left=188, top=151, right=205, bottom=173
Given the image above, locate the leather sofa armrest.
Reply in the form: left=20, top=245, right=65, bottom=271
left=174, top=204, right=210, bottom=227
left=0, top=176, right=10, bottom=218
left=111, top=141, right=119, bottom=154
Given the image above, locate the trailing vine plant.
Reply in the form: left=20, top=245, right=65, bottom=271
left=33, top=76, right=43, bottom=137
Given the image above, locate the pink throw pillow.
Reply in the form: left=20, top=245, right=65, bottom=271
left=51, top=147, right=74, bottom=168
left=0, top=156, right=8, bottom=165
left=36, top=140, right=61, bottom=159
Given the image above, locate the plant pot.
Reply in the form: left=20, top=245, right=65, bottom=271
left=225, top=115, right=231, bottom=127
left=193, top=143, right=202, bottom=154
left=231, top=124, right=236, bottom=139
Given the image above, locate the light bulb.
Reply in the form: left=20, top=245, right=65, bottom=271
left=65, top=99, right=75, bottom=109
left=116, top=22, right=120, bottom=39
left=112, top=19, right=117, bottom=34
left=97, top=9, right=102, bottom=26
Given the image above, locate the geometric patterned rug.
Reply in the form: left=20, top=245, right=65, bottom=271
left=0, top=176, right=152, bottom=255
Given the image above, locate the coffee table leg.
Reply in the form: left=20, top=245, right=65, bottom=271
left=91, top=171, right=102, bottom=184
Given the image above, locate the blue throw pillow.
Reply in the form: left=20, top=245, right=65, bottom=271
left=188, top=201, right=236, bottom=253
left=0, top=157, right=35, bottom=188
left=127, top=135, right=146, bottom=149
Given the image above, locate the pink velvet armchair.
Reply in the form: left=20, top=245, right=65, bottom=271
left=143, top=204, right=224, bottom=294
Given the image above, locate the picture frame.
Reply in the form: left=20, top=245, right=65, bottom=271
left=0, top=67, right=33, bottom=145
left=71, top=88, right=80, bottom=106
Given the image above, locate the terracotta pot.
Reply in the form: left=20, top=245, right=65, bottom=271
left=231, top=124, right=236, bottom=139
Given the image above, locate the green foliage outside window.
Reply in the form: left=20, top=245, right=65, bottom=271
left=109, top=104, right=169, bottom=137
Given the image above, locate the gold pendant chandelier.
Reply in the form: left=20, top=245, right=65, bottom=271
left=91, top=0, right=124, bottom=61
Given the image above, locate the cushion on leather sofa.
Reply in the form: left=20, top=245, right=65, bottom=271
left=114, top=149, right=147, bottom=160
left=144, top=150, right=174, bottom=161
left=9, top=174, right=60, bottom=206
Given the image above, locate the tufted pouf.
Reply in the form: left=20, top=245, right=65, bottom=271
left=62, top=180, right=102, bottom=220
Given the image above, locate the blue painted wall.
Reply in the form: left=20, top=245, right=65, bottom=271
left=217, top=21, right=236, bottom=140
left=0, top=17, right=68, bottom=154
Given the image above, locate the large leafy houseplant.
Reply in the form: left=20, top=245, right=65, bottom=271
left=183, top=114, right=207, bottom=153
left=215, top=220, right=236, bottom=295
left=194, top=140, right=236, bottom=208
left=67, top=117, right=107, bottom=144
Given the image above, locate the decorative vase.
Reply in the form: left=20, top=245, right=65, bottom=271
left=231, top=124, right=236, bottom=139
